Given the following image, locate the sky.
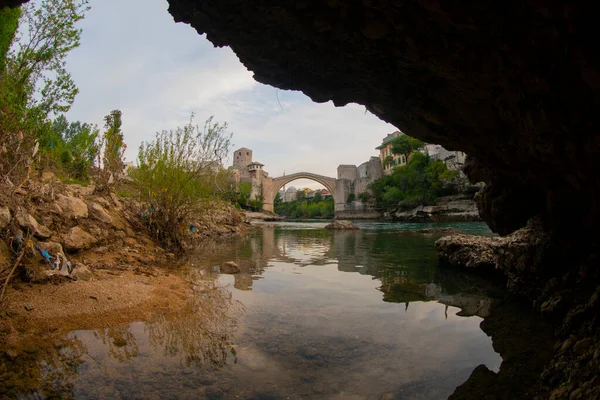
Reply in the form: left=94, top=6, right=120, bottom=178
left=62, top=0, right=396, bottom=190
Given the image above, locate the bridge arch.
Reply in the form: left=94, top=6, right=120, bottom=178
left=262, top=172, right=337, bottom=213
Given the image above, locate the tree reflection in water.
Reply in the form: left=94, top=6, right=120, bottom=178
left=145, top=276, right=245, bottom=368
left=92, top=327, right=139, bottom=363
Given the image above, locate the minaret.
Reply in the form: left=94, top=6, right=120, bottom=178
left=282, top=170, right=286, bottom=201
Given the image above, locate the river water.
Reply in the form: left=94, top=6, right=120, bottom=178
left=9, top=221, right=507, bottom=400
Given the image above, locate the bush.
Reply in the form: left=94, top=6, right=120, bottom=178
left=131, top=114, right=232, bottom=250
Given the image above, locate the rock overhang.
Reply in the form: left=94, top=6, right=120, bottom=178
left=165, top=0, right=600, bottom=236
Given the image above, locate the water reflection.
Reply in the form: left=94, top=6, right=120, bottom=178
left=189, top=225, right=494, bottom=318
left=145, top=276, right=244, bottom=368
left=4, top=222, right=505, bottom=399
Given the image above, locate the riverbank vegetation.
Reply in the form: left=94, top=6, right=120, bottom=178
left=274, top=191, right=334, bottom=218
left=130, top=115, right=233, bottom=249
left=370, top=152, right=460, bottom=209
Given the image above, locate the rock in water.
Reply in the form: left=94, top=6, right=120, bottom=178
left=221, top=261, right=240, bottom=274
left=325, top=220, right=359, bottom=230
left=435, top=234, right=502, bottom=270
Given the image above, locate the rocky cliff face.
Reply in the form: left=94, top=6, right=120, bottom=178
left=166, top=0, right=599, bottom=241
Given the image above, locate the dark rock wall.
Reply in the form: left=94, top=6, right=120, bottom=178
left=167, top=0, right=600, bottom=237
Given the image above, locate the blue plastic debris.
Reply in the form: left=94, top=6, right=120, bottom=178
left=189, top=225, right=196, bottom=232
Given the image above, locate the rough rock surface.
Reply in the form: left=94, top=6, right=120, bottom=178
left=436, top=227, right=553, bottom=296
left=89, top=202, right=113, bottom=225
left=36, top=241, right=64, bottom=258
left=0, top=206, right=11, bottom=230
left=389, top=197, right=480, bottom=222
left=436, top=234, right=502, bottom=270
left=221, top=261, right=240, bottom=274
left=245, top=211, right=284, bottom=222
left=56, top=195, right=88, bottom=220
left=326, top=220, right=359, bottom=230
left=71, top=263, right=93, bottom=281
left=14, top=210, right=52, bottom=239
left=63, top=227, right=97, bottom=252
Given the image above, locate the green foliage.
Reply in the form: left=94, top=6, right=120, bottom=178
left=0, top=6, right=21, bottom=73
left=274, top=191, right=282, bottom=205
left=275, top=194, right=334, bottom=219
left=96, top=109, right=126, bottom=191
left=346, top=193, right=355, bottom=204
left=131, top=114, right=232, bottom=250
left=0, top=0, right=88, bottom=182
left=358, top=192, right=373, bottom=204
left=41, top=114, right=99, bottom=180
left=296, top=190, right=306, bottom=201
left=232, top=182, right=263, bottom=211
left=369, top=152, right=459, bottom=209
left=391, top=135, right=424, bottom=162
left=313, top=191, right=322, bottom=203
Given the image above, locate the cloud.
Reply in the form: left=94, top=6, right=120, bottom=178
left=65, top=0, right=396, bottom=189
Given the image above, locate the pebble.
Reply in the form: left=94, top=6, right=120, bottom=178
left=24, top=305, right=34, bottom=311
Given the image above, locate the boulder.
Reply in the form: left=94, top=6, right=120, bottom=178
left=89, top=203, right=113, bottom=225
left=71, top=263, right=93, bottom=281
left=63, top=227, right=97, bottom=252
left=14, top=210, right=52, bottom=239
left=325, top=220, right=359, bottom=230
left=221, top=261, right=240, bottom=274
left=56, top=195, right=88, bottom=219
left=36, top=241, right=64, bottom=258
left=65, top=184, right=95, bottom=197
left=435, top=234, right=502, bottom=270
left=0, top=206, right=11, bottom=230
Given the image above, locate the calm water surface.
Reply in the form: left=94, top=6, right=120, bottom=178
left=15, top=221, right=505, bottom=399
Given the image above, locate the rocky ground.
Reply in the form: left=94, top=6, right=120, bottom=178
left=436, top=224, right=600, bottom=400
left=0, top=172, right=249, bottom=357
left=384, top=194, right=480, bottom=222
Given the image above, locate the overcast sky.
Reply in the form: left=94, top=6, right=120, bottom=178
left=63, top=0, right=395, bottom=189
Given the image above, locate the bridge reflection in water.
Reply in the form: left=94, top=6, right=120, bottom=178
left=191, top=224, right=493, bottom=318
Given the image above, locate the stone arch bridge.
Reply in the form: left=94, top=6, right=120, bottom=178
left=262, top=172, right=339, bottom=213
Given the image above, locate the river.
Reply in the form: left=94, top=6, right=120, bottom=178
left=9, top=221, right=512, bottom=399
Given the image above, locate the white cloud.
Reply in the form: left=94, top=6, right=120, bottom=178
left=65, top=0, right=396, bottom=189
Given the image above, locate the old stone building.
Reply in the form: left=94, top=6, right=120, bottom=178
left=230, top=147, right=269, bottom=200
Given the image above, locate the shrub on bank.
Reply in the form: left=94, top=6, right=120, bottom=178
left=130, top=115, right=232, bottom=251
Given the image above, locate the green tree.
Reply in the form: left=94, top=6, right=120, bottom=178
left=4, top=0, right=89, bottom=119
left=313, top=191, right=322, bottom=203
left=296, top=189, right=306, bottom=201
left=391, top=135, right=424, bottom=164
left=236, top=182, right=251, bottom=208
left=0, top=0, right=89, bottom=181
left=274, top=191, right=282, bottom=205
left=96, top=109, right=126, bottom=191
left=131, top=114, right=232, bottom=250
left=0, top=6, right=21, bottom=73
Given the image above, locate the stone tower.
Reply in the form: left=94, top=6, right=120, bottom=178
left=233, top=147, right=253, bottom=169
